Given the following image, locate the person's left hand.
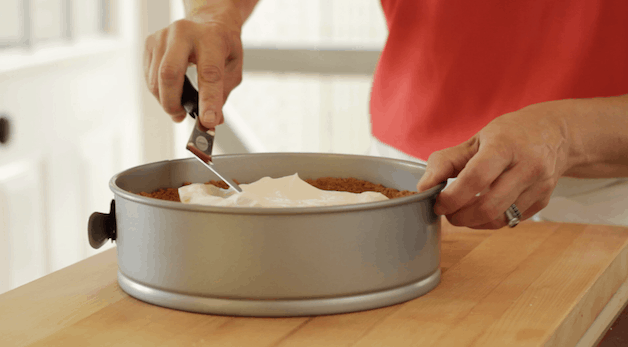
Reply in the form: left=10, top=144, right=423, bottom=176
left=416, top=100, right=574, bottom=229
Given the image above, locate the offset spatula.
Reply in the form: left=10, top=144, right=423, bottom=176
left=181, top=75, right=242, bottom=193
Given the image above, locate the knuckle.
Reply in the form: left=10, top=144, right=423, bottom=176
left=538, top=196, right=551, bottom=210
left=427, top=150, right=441, bottom=161
left=201, top=24, right=238, bottom=55
left=491, top=131, right=510, bottom=143
left=493, top=144, right=512, bottom=162
left=203, top=21, right=229, bottom=36
left=224, top=64, right=243, bottom=88
left=427, top=150, right=445, bottom=165
left=529, top=161, right=550, bottom=179
left=484, top=136, right=512, bottom=158
left=233, top=72, right=243, bottom=86
left=198, top=64, right=223, bottom=84
left=527, top=197, right=551, bottom=218
left=536, top=196, right=550, bottom=211
left=162, top=102, right=181, bottom=115
left=220, top=33, right=233, bottom=53
left=145, top=29, right=164, bottom=47
left=158, top=64, right=182, bottom=85
left=539, top=180, right=555, bottom=196
left=199, top=28, right=230, bottom=51
left=171, top=19, right=192, bottom=32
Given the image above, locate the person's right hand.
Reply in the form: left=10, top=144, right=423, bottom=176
left=144, top=5, right=244, bottom=128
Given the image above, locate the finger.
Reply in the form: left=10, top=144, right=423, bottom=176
left=465, top=179, right=554, bottom=230
left=217, top=58, right=243, bottom=126
left=143, top=36, right=155, bottom=86
left=222, top=52, right=243, bottom=101
left=505, top=178, right=553, bottom=222
left=193, top=36, right=228, bottom=128
left=447, top=163, right=534, bottom=227
left=435, top=142, right=512, bottom=216
left=158, top=29, right=192, bottom=121
left=148, top=31, right=167, bottom=102
left=417, top=138, right=478, bottom=193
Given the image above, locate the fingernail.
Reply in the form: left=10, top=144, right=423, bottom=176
left=202, top=110, right=216, bottom=125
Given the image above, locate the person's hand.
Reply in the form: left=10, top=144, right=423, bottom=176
left=143, top=4, right=244, bottom=128
left=416, top=100, right=574, bottom=229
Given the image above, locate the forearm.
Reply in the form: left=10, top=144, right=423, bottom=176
left=558, top=94, right=628, bottom=178
left=183, top=0, right=260, bottom=27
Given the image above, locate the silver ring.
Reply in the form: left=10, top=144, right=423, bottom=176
left=505, top=204, right=522, bottom=228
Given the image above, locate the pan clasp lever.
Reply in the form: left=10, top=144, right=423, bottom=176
left=88, top=200, right=117, bottom=249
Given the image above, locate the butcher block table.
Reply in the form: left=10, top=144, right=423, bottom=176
left=2, top=220, right=628, bottom=347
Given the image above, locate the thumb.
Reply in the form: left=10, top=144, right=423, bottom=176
left=416, top=139, right=479, bottom=192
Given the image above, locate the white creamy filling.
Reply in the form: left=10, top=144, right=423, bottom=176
left=178, top=173, right=389, bottom=208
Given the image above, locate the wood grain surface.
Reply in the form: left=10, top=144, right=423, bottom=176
left=1, top=220, right=628, bottom=347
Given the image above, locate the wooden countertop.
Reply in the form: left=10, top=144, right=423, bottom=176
left=2, top=221, right=628, bottom=347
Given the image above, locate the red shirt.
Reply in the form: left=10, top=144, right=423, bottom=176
left=371, top=1, right=628, bottom=161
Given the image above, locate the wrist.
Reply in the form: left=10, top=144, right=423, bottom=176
left=556, top=96, right=628, bottom=178
left=517, top=99, right=580, bottom=178
left=549, top=99, right=588, bottom=177
left=184, top=0, right=246, bottom=29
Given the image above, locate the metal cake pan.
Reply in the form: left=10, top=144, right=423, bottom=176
left=88, top=153, right=445, bottom=317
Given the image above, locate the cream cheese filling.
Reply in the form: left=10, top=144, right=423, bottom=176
left=178, top=173, right=388, bottom=208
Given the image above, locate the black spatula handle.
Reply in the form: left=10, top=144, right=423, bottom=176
left=181, top=75, right=199, bottom=119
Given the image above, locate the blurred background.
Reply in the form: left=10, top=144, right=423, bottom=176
left=0, top=0, right=387, bottom=294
